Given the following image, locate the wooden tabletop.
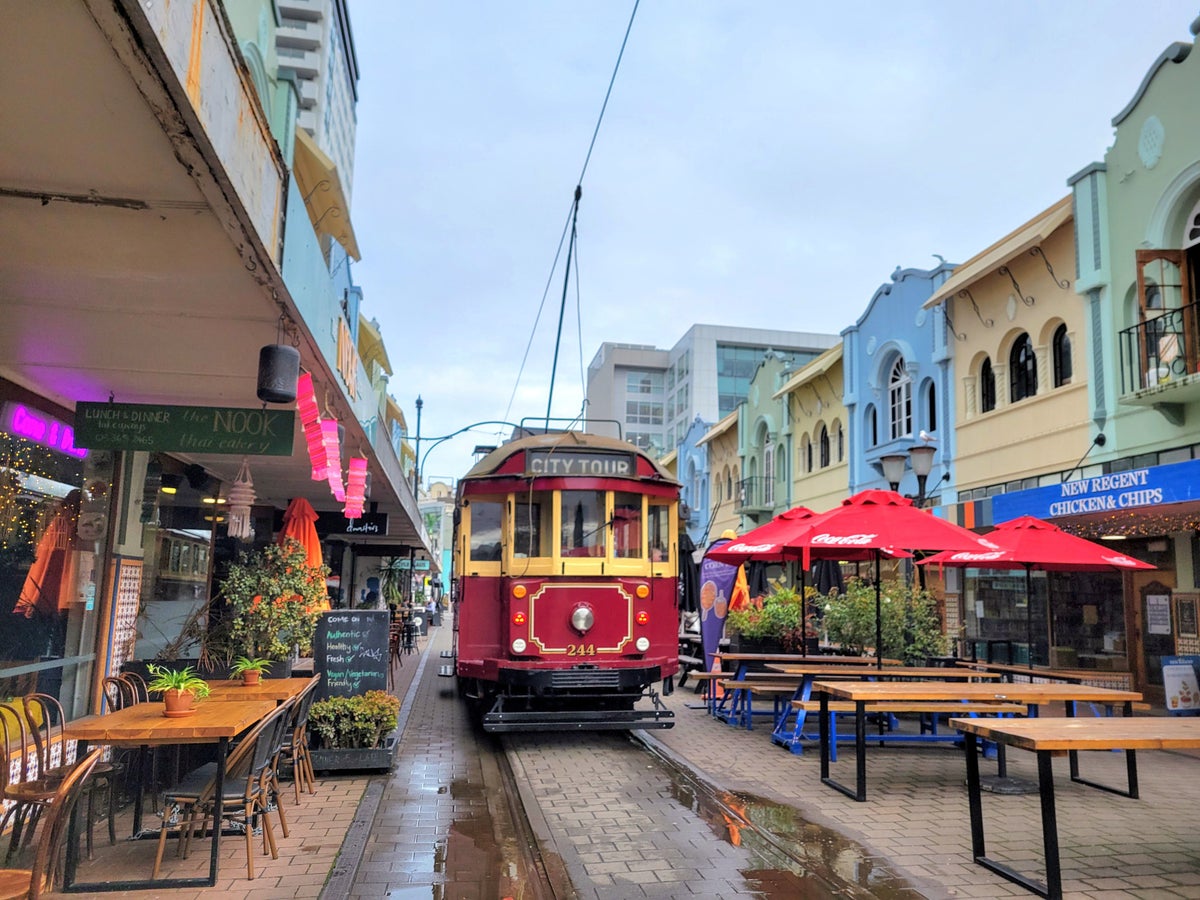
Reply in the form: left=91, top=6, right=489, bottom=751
left=205, top=678, right=313, bottom=703
left=810, top=680, right=1143, bottom=704
left=767, top=664, right=1001, bottom=679
left=65, top=699, right=276, bottom=746
left=717, top=653, right=903, bottom=665
left=955, top=660, right=1130, bottom=683
left=950, top=716, right=1200, bottom=751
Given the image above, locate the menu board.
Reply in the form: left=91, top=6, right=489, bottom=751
left=314, top=610, right=389, bottom=699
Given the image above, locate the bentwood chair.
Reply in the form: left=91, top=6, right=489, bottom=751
left=278, top=675, right=321, bottom=803
left=153, top=703, right=290, bottom=881
left=23, top=694, right=121, bottom=859
left=0, top=747, right=104, bottom=900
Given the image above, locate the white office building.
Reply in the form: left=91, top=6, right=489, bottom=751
left=586, top=325, right=839, bottom=455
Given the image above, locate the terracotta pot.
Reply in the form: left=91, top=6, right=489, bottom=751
left=162, top=689, right=196, bottom=718
left=241, top=670, right=261, bottom=686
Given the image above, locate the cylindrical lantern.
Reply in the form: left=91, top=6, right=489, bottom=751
left=257, top=344, right=300, bottom=404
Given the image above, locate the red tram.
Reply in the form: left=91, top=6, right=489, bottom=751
left=450, top=430, right=678, bottom=731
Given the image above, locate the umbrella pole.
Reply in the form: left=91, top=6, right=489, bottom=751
left=875, top=553, right=883, bottom=670
left=799, top=561, right=807, bottom=658
left=1026, top=564, right=1034, bottom=669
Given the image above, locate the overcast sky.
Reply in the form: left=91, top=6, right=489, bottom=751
left=348, top=1, right=1199, bottom=483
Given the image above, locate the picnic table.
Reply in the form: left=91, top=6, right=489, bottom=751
left=812, top=680, right=1143, bottom=802
left=63, top=699, right=276, bottom=892
left=763, top=664, right=1001, bottom=752
left=952, top=716, right=1200, bottom=900
left=956, top=660, right=1133, bottom=687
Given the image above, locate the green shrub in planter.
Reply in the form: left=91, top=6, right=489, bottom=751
left=821, top=577, right=948, bottom=664
left=725, top=585, right=818, bottom=653
left=309, top=690, right=400, bottom=750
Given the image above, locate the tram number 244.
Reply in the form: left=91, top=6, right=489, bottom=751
left=565, top=644, right=597, bottom=656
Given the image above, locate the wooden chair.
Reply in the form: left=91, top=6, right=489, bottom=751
left=100, top=677, right=133, bottom=713
left=278, top=676, right=321, bottom=803
left=0, top=746, right=104, bottom=900
left=152, top=703, right=290, bottom=881
left=0, top=702, right=55, bottom=866
left=22, top=694, right=121, bottom=859
left=118, top=672, right=150, bottom=704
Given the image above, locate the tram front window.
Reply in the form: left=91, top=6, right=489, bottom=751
left=469, top=501, right=503, bottom=561
left=613, top=492, right=643, bottom=559
left=513, top=494, right=552, bottom=558
left=561, top=491, right=606, bottom=558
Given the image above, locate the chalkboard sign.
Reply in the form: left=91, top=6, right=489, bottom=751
left=315, top=610, right=389, bottom=699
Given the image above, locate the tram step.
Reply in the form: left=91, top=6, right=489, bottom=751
left=440, top=650, right=456, bottom=659
left=437, top=665, right=455, bottom=678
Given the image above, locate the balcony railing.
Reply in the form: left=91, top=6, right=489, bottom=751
left=736, top=477, right=774, bottom=513
left=1119, top=302, right=1200, bottom=395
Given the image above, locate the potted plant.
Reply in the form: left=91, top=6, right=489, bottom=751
left=725, top=584, right=818, bottom=654
left=307, top=690, right=401, bottom=772
left=229, top=656, right=271, bottom=685
left=821, top=577, right=949, bottom=665
left=219, top=538, right=328, bottom=675
left=145, top=663, right=211, bottom=717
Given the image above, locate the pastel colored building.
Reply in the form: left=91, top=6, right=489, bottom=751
left=776, top=344, right=849, bottom=514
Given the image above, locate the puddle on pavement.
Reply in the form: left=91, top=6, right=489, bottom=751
left=666, top=774, right=925, bottom=898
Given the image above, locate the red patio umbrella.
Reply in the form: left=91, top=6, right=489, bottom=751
left=920, top=515, right=1155, bottom=667
left=791, top=489, right=1000, bottom=667
left=703, top=506, right=817, bottom=564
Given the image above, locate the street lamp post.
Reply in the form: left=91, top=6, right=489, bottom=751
left=413, top=396, right=423, bottom=496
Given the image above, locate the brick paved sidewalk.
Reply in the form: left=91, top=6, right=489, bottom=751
left=640, top=679, right=1200, bottom=898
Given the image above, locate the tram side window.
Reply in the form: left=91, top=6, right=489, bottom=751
left=648, top=502, right=671, bottom=562
left=613, top=492, right=643, bottom=559
left=560, top=490, right=606, bottom=558
left=513, top=494, right=552, bottom=558
left=468, top=501, right=503, bottom=562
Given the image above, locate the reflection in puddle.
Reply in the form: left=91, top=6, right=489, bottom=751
left=664, top=766, right=925, bottom=898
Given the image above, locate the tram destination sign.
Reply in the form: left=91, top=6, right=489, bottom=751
left=75, top=401, right=294, bottom=456
left=526, top=448, right=635, bottom=477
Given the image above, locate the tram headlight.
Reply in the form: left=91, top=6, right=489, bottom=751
left=636, top=610, right=650, bottom=626
left=512, top=638, right=527, bottom=653
left=571, top=606, right=594, bottom=633
left=635, top=637, right=650, bottom=652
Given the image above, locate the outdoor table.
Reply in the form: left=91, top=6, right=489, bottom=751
left=62, top=698, right=276, bottom=892
left=951, top=716, right=1200, bottom=900
left=764, top=665, right=1001, bottom=752
left=708, top=653, right=903, bottom=718
left=955, top=660, right=1131, bottom=686
left=205, top=677, right=313, bottom=703
left=812, top=680, right=1142, bottom=802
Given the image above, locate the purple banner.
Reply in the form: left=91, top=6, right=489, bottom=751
left=698, top=538, right=739, bottom=673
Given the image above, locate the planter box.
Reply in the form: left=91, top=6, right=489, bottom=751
left=309, top=731, right=399, bottom=773
left=123, top=657, right=294, bottom=682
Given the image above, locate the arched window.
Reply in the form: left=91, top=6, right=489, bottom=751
left=835, top=421, right=844, bottom=462
left=866, top=405, right=878, bottom=446
left=926, top=382, right=937, bottom=432
left=801, top=435, right=813, bottom=474
left=1052, top=324, right=1072, bottom=387
left=980, top=357, right=996, bottom=413
left=888, top=358, right=912, bottom=440
left=818, top=424, right=830, bottom=468
left=763, top=444, right=775, bottom=506
left=726, top=469, right=733, bottom=501
left=1009, top=333, right=1038, bottom=402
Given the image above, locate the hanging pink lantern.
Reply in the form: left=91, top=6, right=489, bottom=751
left=344, top=457, right=367, bottom=518
left=296, top=373, right=320, bottom=426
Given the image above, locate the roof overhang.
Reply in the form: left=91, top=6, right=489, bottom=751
left=922, top=196, right=1073, bottom=309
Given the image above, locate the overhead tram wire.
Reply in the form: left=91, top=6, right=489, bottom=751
left=501, top=0, right=640, bottom=431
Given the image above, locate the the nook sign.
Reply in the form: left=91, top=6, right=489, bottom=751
left=75, top=402, right=294, bottom=456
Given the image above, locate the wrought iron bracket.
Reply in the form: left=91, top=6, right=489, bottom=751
left=958, top=288, right=994, bottom=328
left=1030, top=246, right=1070, bottom=289
left=998, top=265, right=1035, bottom=306
left=942, top=303, right=967, bottom=342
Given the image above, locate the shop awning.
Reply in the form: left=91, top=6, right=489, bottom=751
left=293, top=128, right=361, bottom=261
left=922, top=196, right=1072, bottom=309
left=774, top=344, right=843, bottom=399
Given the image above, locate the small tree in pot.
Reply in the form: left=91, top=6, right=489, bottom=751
left=821, top=577, right=948, bottom=665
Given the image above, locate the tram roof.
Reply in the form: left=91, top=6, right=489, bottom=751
left=463, top=431, right=678, bottom=484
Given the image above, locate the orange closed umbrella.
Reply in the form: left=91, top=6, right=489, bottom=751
left=277, top=497, right=323, bottom=571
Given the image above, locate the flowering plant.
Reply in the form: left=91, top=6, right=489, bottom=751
left=220, top=538, right=328, bottom=661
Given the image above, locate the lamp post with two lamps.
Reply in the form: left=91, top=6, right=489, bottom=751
left=879, top=436, right=940, bottom=508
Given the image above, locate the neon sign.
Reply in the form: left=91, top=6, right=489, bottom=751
left=0, top=403, right=87, bottom=458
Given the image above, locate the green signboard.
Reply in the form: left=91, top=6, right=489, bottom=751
left=75, top=402, right=295, bottom=456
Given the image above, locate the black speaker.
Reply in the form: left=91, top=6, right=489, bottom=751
left=257, top=344, right=300, bottom=404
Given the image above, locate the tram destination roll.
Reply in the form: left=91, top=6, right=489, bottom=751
left=315, top=610, right=389, bottom=699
